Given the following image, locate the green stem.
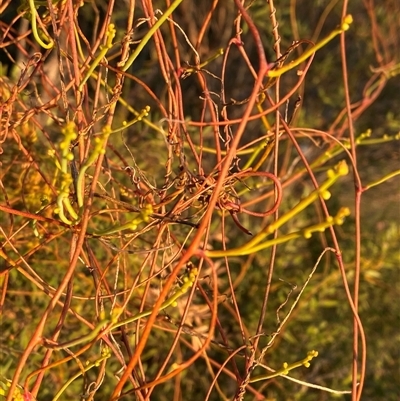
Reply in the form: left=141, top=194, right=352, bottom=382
left=206, top=208, right=350, bottom=258
left=122, top=0, right=184, bottom=72
left=250, top=350, right=318, bottom=383
left=52, top=350, right=111, bottom=401
left=78, top=24, right=116, bottom=91
left=364, top=169, right=400, bottom=190
left=76, top=127, right=111, bottom=208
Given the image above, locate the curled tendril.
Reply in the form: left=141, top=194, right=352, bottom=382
left=219, top=170, right=282, bottom=235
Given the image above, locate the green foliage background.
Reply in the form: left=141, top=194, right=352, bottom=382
left=0, top=0, right=399, bottom=400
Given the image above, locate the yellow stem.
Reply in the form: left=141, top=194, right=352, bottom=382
left=28, top=0, right=54, bottom=49
left=45, top=269, right=198, bottom=350
left=267, top=15, right=353, bottom=78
